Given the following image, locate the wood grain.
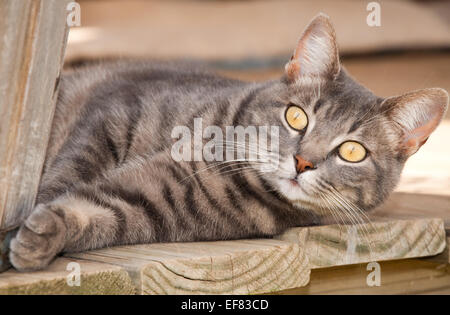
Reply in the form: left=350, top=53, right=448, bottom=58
left=276, top=218, right=445, bottom=269
left=1, top=192, right=448, bottom=294
left=66, top=239, right=310, bottom=295
left=275, top=259, right=450, bottom=295
left=427, top=234, right=450, bottom=264
left=375, top=192, right=450, bottom=264
left=373, top=192, right=450, bottom=231
left=0, top=0, right=70, bottom=229
left=276, top=192, right=449, bottom=268
left=0, top=258, right=135, bottom=295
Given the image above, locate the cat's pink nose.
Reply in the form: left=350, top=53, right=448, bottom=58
left=294, top=155, right=314, bottom=173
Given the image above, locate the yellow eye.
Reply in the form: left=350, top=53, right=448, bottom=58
left=285, top=105, right=308, bottom=131
left=338, top=141, right=367, bottom=162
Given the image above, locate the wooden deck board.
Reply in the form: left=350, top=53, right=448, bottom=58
left=66, top=239, right=310, bottom=295
left=0, top=257, right=135, bottom=295
left=276, top=218, right=445, bottom=269
left=61, top=192, right=448, bottom=294
left=274, top=259, right=450, bottom=295
left=0, top=193, right=448, bottom=294
left=276, top=192, right=449, bottom=268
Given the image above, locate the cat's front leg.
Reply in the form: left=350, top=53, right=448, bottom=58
left=9, top=192, right=121, bottom=271
left=9, top=204, right=67, bottom=271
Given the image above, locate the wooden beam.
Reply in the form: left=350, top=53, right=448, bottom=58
left=0, top=0, right=70, bottom=229
left=373, top=192, right=450, bottom=230
left=276, top=218, right=445, bottom=269
left=276, top=192, right=449, bottom=268
left=275, top=259, right=450, bottom=295
left=58, top=192, right=447, bottom=294
left=66, top=239, right=310, bottom=295
left=1, top=192, right=447, bottom=293
left=375, top=192, right=450, bottom=264
left=0, top=257, right=135, bottom=295
left=426, top=233, right=450, bottom=264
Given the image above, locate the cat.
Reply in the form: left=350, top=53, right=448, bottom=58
left=9, top=13, right=448, bottom=271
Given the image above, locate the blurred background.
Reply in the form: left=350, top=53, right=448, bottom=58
left=65, top=0, right=450, bottom=197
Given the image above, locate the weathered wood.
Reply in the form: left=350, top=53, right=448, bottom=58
left=373, top=192, right=450, bottom=232
left=60, top=192, right=448, bottom=294
left=276, top=192, right=449, bottom=268
left=0, top=257, right=135, bottom=295
left=66, top=239, right=310, bottom=295
left=276, top=218, right=445, bottom=269
left=0, top=226, right=17, bottom=272
left=275, top=259, right=450, bottom=295
left=2, top=192, right=448, bottom=294
left=0, top=0, right=70, bottom=229
left=427, top=234, right=450, bottom=264
left=376, top=192, right=450, bottom=264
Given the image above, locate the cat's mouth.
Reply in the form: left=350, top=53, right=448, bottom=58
left=276, top=176, right=315, bottom=199
left=279, top=178, right=324, bottom=212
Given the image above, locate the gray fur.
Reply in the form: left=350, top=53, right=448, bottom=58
left=10, top=14, right=448, bottom=271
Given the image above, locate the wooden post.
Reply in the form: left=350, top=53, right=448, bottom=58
left=0, top=0, right=70, bottom=230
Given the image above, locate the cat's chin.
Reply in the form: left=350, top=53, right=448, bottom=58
left=274, top=178, right=322, bottom=212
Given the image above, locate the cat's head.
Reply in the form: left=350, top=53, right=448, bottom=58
left=244, top=13, right=448, bottom=217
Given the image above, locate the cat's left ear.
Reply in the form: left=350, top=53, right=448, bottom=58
left=382, top=88, right=449, bottom=157
left=285, top=13, right=340, bottom=81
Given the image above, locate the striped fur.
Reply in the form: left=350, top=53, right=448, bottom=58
left=10, top=15, right=448, bottom=271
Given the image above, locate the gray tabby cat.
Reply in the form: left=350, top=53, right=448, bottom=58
left=10, top=14, right=448, bottom=271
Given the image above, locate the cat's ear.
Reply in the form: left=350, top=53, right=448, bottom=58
left=382, top=88, right=448, bottom=156
left=285, top=13, right=340, bottom=81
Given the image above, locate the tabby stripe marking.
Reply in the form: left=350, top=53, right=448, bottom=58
left=99, top=185, right=171, bottom=242
left=75, top=188, right=127, bottom=243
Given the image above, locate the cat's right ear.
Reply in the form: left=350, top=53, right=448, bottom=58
left=285, top=13, right=340, bottom=82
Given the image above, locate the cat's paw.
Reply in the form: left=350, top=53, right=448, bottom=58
left=9, top=204, right=67, bottom=271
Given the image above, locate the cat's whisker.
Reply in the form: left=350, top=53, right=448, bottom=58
left=213, top=141, right=280, bottom=158
left=323, top=195, right=352, bottom=239
left=317, top=189, right=346, bottom=225
left=211, top=165, right=273, bottom=181
left=328, top=186, right=379, bottom=234
left=318, top=192, right=344, bottom=232
left=217, top=149, right=281, bottom=169
left=214, top=166, right=258, bottom=176
left=315, top=180, right=374, bottom=254
left=211, top=161, right=265, bottom=175
left=178, top=159, right=254, bottom=183
left=326, top=190, right=375, bottom=255
left=331, top=188, right=383, bottom=255
left=358, top=100, right=379, bottom=124
left=327, top=194, right=373, bottom=252
left=358, top=105, right=395, bottom=129
left=178, top=146, right=283, bottom=183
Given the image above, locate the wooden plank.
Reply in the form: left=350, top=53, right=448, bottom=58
left=276, top=218, right=445, bottom=269
left=376, top=192, right=450, bottom=264
left=274, top=259, right=450, bottom=295
left=0, top=0, right=70, bottom=229
left=66, top=239, right=310, bottom=295
left=2, top=192, right=447, bottom=293
left=373, top=192, right=450, bottom=232
left=0, top=257, right=135, bottom=295
left=427, top=234, right=450, bottom=264
left=275, top=192, right=449, bottom=268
